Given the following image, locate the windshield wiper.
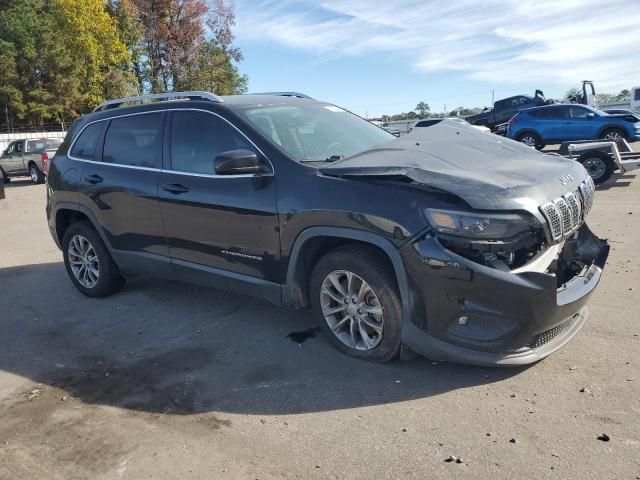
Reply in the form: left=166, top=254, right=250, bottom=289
left=300, top=155, right=344, bottom=163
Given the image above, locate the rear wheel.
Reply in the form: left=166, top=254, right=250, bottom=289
left=29, top=164, right=44, bottom=184
left=577, top=151, right=615, bottom=184
left=599, top=128, right=626, bottom=141
left=62, top=221, right=125, bottom=297
left=1, top=168, right=9, bottom=183
left=517, top=132, right=544, bottom=150
left=310, top=245, right=402, bottom=362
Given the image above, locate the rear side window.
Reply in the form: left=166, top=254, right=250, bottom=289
left=169, top=111, right=254, bottom=174
left=103, top=113, right=163, bottom=168
left=530, top=107, right=567, bottom=119
left=71, top=123, right=104, bottom=160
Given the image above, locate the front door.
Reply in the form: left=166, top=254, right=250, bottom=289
left=158, top=109, right=280, bottom=287
left=75, top=111, right=170, bottom=275
left=0, top=141, right=24, bottom=174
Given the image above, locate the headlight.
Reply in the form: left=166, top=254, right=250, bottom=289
left=425, top=208, right=538, bottom=239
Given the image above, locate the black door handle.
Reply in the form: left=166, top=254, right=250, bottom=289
left=84, top=174, right=103, bottom=184
left=162, top=183, right=190, bottom=194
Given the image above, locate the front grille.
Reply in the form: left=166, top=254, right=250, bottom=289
left=539, top=177, right=595, bottom=243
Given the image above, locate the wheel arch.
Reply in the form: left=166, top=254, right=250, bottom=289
left=283, top=227, right=411, bottom=317
left=53, top=203, right=112, bottom=252
left=515, top=129, right=542, bottom=141
left=596, top=124, right=627, bottom=139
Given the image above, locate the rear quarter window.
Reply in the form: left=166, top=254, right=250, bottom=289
left=70, top=122, right=105, bottom=160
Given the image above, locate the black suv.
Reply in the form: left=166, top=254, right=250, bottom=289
left=46, top=91, right=609, bottom=365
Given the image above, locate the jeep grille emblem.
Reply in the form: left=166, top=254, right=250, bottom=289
left=558, top=174, right=574, bottom=186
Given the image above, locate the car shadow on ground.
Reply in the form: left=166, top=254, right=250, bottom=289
left=596, top=172, right=636, bottom=190
left=0, top=262, right=528, bottom=416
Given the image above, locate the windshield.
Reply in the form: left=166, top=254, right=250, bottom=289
left=233, top=102, right=394, bottom=162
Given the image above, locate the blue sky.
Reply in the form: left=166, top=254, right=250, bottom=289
left=232, top=0, right=640, bottom=118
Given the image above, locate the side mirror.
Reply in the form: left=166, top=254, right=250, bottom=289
left=586, top=112, right=596, bottom=119
left=214, top=149, right=269, bottom=175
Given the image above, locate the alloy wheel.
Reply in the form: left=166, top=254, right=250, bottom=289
left=320, top=270, right=384, bottom=351
left=603, top=131, right=622, bottom=140
left=520, top=135, right=537, bottom=147
left=68, top=234, right=100, bottom=288
left=30, top=166, right=39, bottom=183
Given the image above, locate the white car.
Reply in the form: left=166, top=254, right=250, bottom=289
left=411, top=117, right=491, bottom=133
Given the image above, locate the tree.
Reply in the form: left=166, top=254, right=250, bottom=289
left=134, top=0, right=246, bottom=94
left=617, top=89, right=631, bottom=101
left=50, top=0, right=131, bottom=109
left=107, top=0, right=145, bottom=93
left=415, top=101, right=430, bottom=118
left=565, top=88, right=579, bottom=99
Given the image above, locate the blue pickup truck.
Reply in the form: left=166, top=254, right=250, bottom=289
left=507, top=104, right=640, bottom=149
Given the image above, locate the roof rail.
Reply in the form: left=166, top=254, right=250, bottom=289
left=93, top=91, right=223, bottom=112
left=250, top=92, right=314, bottom=99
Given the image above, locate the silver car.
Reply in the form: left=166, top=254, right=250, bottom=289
left=0, top=138, right=63, bottom=184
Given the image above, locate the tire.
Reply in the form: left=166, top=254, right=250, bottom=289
left=599, top=128, right=626, bottom=141
left=310, top=245, right=402, bottom=362
left=62, top=220, right=125, bottom=297
left=29, top=163, right=44, bottom=184
left=0, top=168, right=10, bottom=183
left=516, top=132, right=543, bottom=150
left=577, top=151, right=615, bottom=184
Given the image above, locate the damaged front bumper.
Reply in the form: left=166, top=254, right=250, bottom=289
left=400, top=224, right=609, bottom=366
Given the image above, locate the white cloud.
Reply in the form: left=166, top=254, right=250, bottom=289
left=235, top=0, right=640, bottom=92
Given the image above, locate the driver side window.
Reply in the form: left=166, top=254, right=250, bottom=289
left=169, top=111, right=254, bottom=175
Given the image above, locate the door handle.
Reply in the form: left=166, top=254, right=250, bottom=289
left=161, top=183, right=190, bottom=194
left=84, top=174, right=103, bottom=184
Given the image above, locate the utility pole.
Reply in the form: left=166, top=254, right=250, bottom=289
left=444, top=104, right=447, bottom=117
left=491, top=90, right=495, bottom=106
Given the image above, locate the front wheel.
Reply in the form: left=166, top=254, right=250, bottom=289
left=62, top=221, right=125, bottom=297
left=577, top=151, right=615, bottom=184
left=30, top=164, right=44, bottom=184
left=310, top=245, right=402, bottom=362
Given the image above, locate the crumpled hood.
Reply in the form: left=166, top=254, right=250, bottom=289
left=319, top=120, right=590, bottom=211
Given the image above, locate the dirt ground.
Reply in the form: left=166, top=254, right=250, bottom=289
left=0, top=166, right=638, bottom=479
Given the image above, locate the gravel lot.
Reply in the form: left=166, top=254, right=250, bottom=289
left=0, top=167, right=638, bottom=479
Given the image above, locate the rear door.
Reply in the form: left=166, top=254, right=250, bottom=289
left=534, top=106, right=570, bottom=141
left=75, top=111, right=171, bottom=275
left=157, top=109, right=280, bottom=286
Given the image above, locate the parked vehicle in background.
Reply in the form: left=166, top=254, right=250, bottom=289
left=599, top=86, right=640, bottom=113
left=603, top=109, right=640, bottom=122
left=46, top=91, right=609, bottom=366
left=0, top=138, right=63, bottom=184
left=507, top=104, right=640, bottom=149
left=557, top=138, right=640, bottom=184
left=411, top=117, right=490, bottom=133
left=467, top=90, right=550, bottom=130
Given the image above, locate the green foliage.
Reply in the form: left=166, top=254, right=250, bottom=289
left=0, top=0, right=247, bottom=130
left=415, top=101, right=430, bottom=118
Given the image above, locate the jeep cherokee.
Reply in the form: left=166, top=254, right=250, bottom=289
left=46, top=91, right=609, bottom=365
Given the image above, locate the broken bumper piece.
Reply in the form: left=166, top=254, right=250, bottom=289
left=400, top=224, right=609, bottom=366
